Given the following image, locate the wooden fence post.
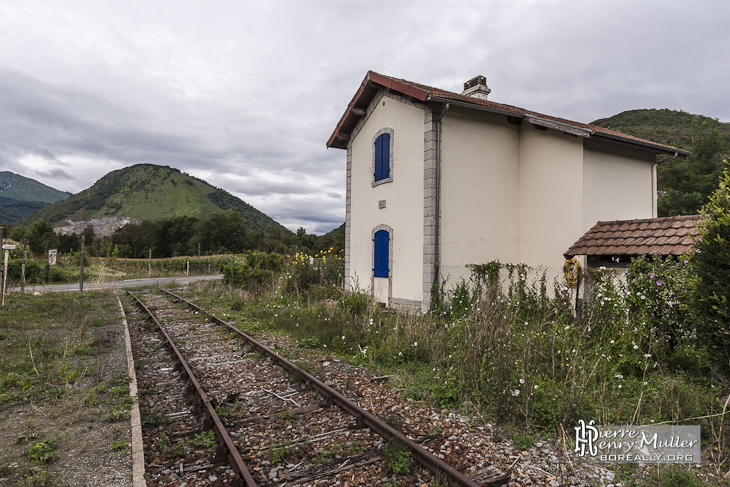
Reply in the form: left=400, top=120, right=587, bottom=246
left=22, top=240, right=27, bottom=292
left=79, top=235, right=85, bottom=292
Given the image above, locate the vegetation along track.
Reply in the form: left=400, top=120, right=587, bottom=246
left=124, top=288, right=508, bottom=486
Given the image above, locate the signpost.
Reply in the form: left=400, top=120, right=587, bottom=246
left=48, top=249, right=57, bottom=266
left=2, top=243, right=16, bottom=307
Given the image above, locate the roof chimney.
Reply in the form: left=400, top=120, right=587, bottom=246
left=461, top=75, right=491, bottom=100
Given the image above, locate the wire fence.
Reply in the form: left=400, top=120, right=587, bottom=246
left=187, top=261, right=218, bottom=276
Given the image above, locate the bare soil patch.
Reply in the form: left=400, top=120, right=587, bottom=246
left=0, top=291, right=132, bottom=487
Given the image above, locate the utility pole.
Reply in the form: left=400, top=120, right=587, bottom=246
left=79, top=235, right=85, bottom=292
left=148, top=250, right=152, bottom=277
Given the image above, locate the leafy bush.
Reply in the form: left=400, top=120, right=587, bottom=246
left=380, top=439, right=412, bottom=475
left=222, top=251, right=284, bottom=290
left=284, top=252, right=316, bottom=293
left=512, top=434, right=535, bottom=451
left=625, top=255, right=695, bottom=364
left=26, top=438, right=57, bottom=464
left=693, top=165, right=730, bottom=371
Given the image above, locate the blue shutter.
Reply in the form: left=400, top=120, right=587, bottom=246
left=374, top=135, right=384, bottom=181
left=374, top=133, right=390, bottom=181
left=373, top=230, right=389, bottom=278
left=380, top=133, right=390, bottom=180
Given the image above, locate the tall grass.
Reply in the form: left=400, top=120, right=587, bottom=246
left=208, top=256, right=730, bottom=479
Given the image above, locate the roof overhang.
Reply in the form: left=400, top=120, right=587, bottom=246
left=427, top=97, right=690, bottom=157
left=327, top=71, right=429, bottom=149
left=327, top=71, right=692, bottom=159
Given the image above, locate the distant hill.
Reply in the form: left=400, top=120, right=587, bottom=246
left=0, top=172, right=72, bottom=224
left=22, top=164, right=290, bottom=234
left=315, top=222, right=345, bottom=253
left=591, top=109, right=730, bottom=149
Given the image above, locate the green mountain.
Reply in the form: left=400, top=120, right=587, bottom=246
left=591, top=109, right=730, bottom=149
left=0, top=172, right=72, bottom=224
left=22, top=164, right=290, bottom=234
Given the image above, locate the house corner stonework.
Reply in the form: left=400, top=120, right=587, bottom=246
left=422, top=106, right=437, bottom=312
left=344, top=142, right=352, bottom=289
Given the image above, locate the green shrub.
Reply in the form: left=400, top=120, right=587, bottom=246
left=191, top=430, right=217, bottom=450
left=26, top=438, right=57, bottom=464
left=341, top=290, right=369, bottom=317
left=693, top=165, right=730, bottom=371
left=380, top=439, right=412, bottom=475
left=223, top=251, right=284, bottom=290
left=626, top=254, right=694, bottom=362
left=512, top=434, right=534, bottom=451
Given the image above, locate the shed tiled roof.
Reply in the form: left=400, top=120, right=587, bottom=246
left=327, top=71, right=691, bottom=157
left=564, top=215, right=702, bottom=258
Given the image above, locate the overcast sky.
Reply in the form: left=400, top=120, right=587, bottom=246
left=1, top=1, right=728, bottom=234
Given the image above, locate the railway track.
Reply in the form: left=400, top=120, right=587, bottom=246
left=124, top=289, right=508, bottom=486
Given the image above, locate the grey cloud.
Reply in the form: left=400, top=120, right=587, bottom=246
left=35, top=168, right=73, bottom=180
left=1, top=0, right=728, bottom=231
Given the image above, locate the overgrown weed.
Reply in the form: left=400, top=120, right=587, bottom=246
left=201, top=256, right=729, bottom=482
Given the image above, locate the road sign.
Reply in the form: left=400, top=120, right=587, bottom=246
left=2, top=244, right=15, bottom=250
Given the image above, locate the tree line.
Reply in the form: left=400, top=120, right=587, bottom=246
left=658, top=117, right=729, bottom=216
left=1, top=209, right=344, bottom=259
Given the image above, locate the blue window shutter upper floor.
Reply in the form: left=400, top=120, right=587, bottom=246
left=373, top=229, right=389, bottom=278
left=374, top=133, right=390, bottom=182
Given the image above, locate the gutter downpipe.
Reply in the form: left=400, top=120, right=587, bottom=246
left=433, top=102, right=449, bottom=293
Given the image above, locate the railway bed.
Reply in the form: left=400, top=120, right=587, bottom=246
left=123, top=289, right=508, bottom=486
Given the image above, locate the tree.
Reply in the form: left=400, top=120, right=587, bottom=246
left=693, top=162, right=730, bottom=371
left=111, top=223, right=146, bottom=258
left=191, top=210, right=253, bottom=255
left=25, top=220, right=58, bottom=255
left=658, top=118, right=729, bottom=216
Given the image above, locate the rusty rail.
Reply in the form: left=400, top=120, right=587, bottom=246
left=161, top=288, right=507, bottom=487
left=128, top=291, right=257, bottom=487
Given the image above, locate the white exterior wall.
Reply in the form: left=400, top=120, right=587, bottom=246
left=344, top=92, right=662, bottom=309
left=582, top=140, right=656, bottom=229
left=349, top=94, right=425, bottom=303
left=518, top=127, right=585, bottom=268
left=439, top=109, right=521, bottom=269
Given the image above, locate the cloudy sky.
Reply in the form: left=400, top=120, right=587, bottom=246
left=1, top=1, right=728, bottom=234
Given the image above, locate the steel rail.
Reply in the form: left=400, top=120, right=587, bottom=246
left=161, top=288, right=508, bottom=487
left=128, top=291, right=257, bottom=487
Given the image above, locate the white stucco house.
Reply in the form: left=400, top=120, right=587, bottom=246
left=326, top=71, right=689, bottom=311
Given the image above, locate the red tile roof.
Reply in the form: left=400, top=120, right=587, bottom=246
left=327, top=71, right=691, bottom=157
left=564, top=215, right=703, bottom=258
